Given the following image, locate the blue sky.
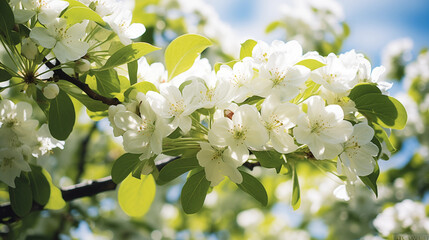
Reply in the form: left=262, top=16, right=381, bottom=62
left=205, top=0, right=429, bottom=66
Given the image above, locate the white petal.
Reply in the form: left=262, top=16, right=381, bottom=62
left=122, top=131, right=150, bottom=154
left=177, top=116, right=192, bottom=133
left=114, top=111, right=142, bottom=131
left=30, top=27, right=56, bottom=48
left=125, top=23, right=146, bottom=39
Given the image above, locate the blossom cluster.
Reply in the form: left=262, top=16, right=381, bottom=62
left=271, top=0, right=346, bottom=52
left=108, top=39, right=393, bottom=189
left=4, top=0, right=145, bottom=97
left=0, top=100, right=64, bottom=187
left=373, top=199, right=429, bottom=236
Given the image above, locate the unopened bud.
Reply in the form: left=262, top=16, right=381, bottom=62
left=43, top=83, right=59, bottom=99
left=75, top=59, right=91, bottom=73
left=21, top=38, right=38, bottom=60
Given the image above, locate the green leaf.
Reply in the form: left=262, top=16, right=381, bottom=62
left=372, top=123, right=396, bottom=153
left=0, top=0, right=15, bottom=34
left=348, top=83, right=381, bottom=101
left=94, top=69, right=121, bottom=96
left=359, top=161, right=379, bottom=197
left=180, top=170, right=210, bottom=214
left=99, top=42, right=160, bottom=71
left=28, top=165, right=50, bottom=206
left=237, top=170, right=268, bottom=206
left=295, top=59, right=326, bottom=71
left=111, top=153, right=141, bottom=184
left=9, top=174, right=33, bottom=217
left=353, top=93, right=407, bottom=129
left=124, top=81, right=158, bottom=100
left=253, top=151, right=283, bottom=173
left=0, top=69, right=12, bottom=82
left=128, top=60, right=138, bottom=85
left=291, top=163, right=300, bottom=210
left=165, top=34, right=212, bottom=80
left=42, top=169, right=66, bottom=210
left=240, top=39, right=257, bottom=59
left=265, top=21, right=284, bottom=34
left=63, top=6, right=105, bottom=25
left=118, top=174, right=156, bottom=217
left=58, top=81, right=109, bottom=112
left=48, top=90, right=75, bottom=140
left=158, top=157, right=200, bottom=184
left=214, top=60, right=238, bottom=73
left=33, top=88, right=50, bottom=117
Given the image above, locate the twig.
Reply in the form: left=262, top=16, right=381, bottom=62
left=44, top=59, right=121, bottom=106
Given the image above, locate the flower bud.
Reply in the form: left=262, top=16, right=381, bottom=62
left=21, top=38, right=38, bottom=60
left=75, top=59, right=91, bottom=73
left=43, top=83, right=60, bottom=99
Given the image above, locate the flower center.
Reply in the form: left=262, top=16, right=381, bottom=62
left=1, top=157, right=14, bottom=169
left=169, top=100, right=185, bottom=116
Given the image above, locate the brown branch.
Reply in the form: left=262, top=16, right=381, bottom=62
left=0, top=156, right=261, bottom=223
left=45, top=59, right=121, bottom=106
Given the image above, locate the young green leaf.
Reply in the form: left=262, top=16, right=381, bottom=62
left=158, top=157, right=200, bottom=184
left=63, top=6, right=105, bottom=25
left=237, top=170, right=268, bottom=206
left=127, top=60, right=138, bottom=85
left=118, top=174, right=156, bottom=217
left=353, top=93, right=407, bottom=129
left=9, top=174, right=33, bottom=217
left=253, top=151, right=283, bottom=172
left=58, top=81, right=109, bottom=112
left=165, top=34, right=212, bottom=80
left=291, top=163, right=300, bottom=210
left=372, top=123, right=396, bottom=153
left=239, top=39, right=257, bottom=59
left=94, top=69, right=121, bottom=96
left=265, top=21, right=284, bottom=34
left=180, top=170, right=210, bottom=214
left=0, top=69, right=12, bottom=82
left=214, top=60, right=238, bottom=73
left=295, top=59, right=326, bottom=71
left=42, top=169, right=66, bottom=210
left=124, top=81, right=158, bottom=100
left=28, top=165, right=51, bottom=206
left=100, top=42, right=160, bottom=71
left=0, top=0, right=15, bottom=34
left=48, top=90, right=75, bottom=140
left=348, top=83, right=381, bottom=101
left=33, top=88, right=50, bottom=117
left=111, top=153, right=141, bottom=184
left=359, top=161, right=380, bottom=197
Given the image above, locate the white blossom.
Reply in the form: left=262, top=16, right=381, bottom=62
left=293, top=96, right=353, bottom=159
left=217, top=58, right=262, bottom=103
left=338, top=123, right=378, bottom=178
left=20, top=0, right=69, bottom=24
left=208, top=105, right=269, bottom=162
left=146, top=84, right=199, bottom=134
left=311, top=51, right=358, bottom=94
left=30, top=18, right=89, bottom=63
left=114, top=93, right=169, bottom=160
left=258, top=40, right=310, bottom=101
left=261, top=95, right=299, bottom=153
left=197, top=142, right=242, bottom=186
left=104, top=8, right=145, bottom=45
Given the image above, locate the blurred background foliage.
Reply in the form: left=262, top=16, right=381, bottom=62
left=1, top=0, right=428, bottom=239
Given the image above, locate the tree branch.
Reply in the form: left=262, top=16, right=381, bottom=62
left=0, top=156, right=260, bottom=223
left=45, top=59, right=121, bottom=106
